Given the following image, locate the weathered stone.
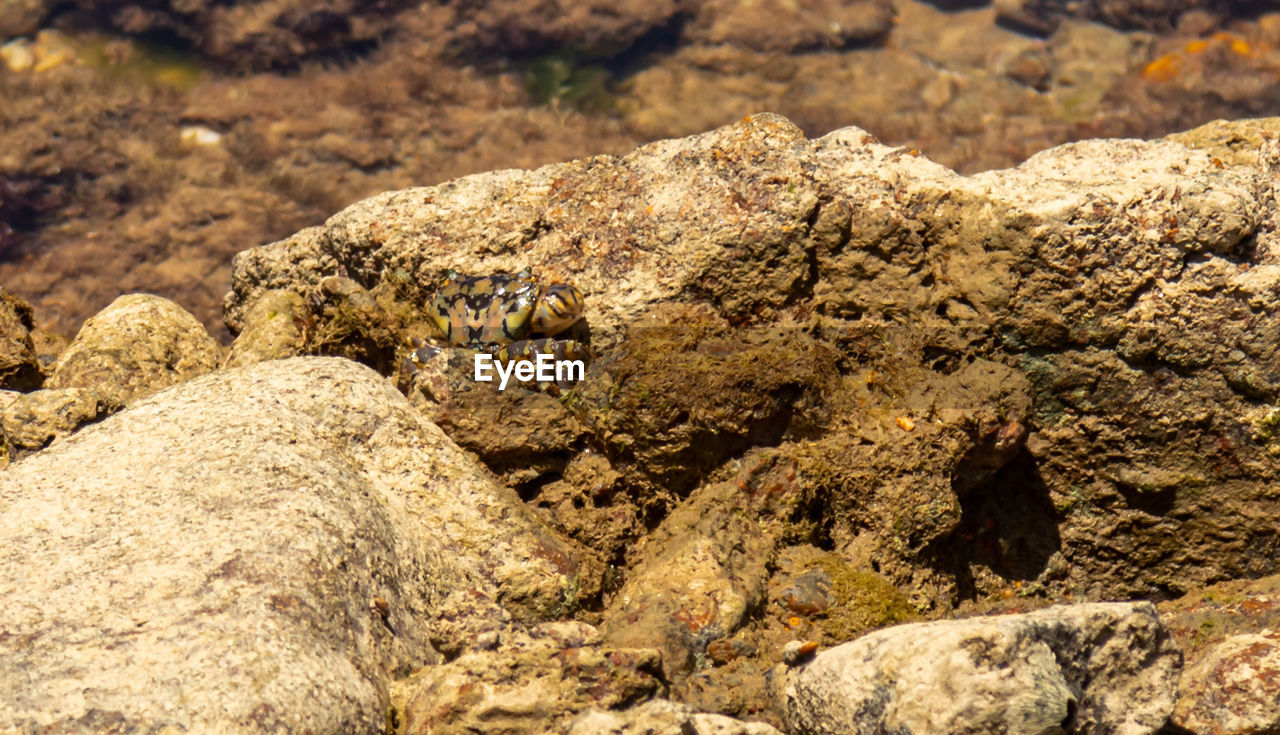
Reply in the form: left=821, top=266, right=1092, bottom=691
left=46, top=294, right=221, bottom=411
left=775, top=602, right=1180, bottom=735
left=569, top=698, right=784, bottom=735
left=396, top=620, right=664, bottom=734
left=225, top=114, right=823, bottom=351
left=1160, top=574, right=1280, bottom=735
left=223, top=288, right=306, bottom=368
left=227, top=112, right=1280, bottom=605
left=0, top=386, right=99, bottom=450
left=1172, top=631, right=1280, bottom=735
left=0, top=287, right=41, bottom=392
left=0, top=356, right=599, bottom=732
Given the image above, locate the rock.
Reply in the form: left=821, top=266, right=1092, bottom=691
left=0, top=356, right=599, bottom=732
left=570, top=319, right=842, bottom=496
left=569, top=698, right=784, bottom=735
left=61, top=0, right=421, bottom=71
left=775, top=602, right=1181, bottom=735
left=994, top=0, right=1225, bottom=33
left=227, top=112, right=1280, bottom=604
left=225, top=114, right=824, bottom=350
left=396, top=620, right=664, bottom=734
left=1160, top=574, right=1280, bottom=735
left=0, top=0, right=46, bottom=41
left=223, top=288, right=306, bottom=368
left=684, top=0, right=893, bottom=52
left=422, top=0, right=690, bottom=59
left=1172, top=631, right=1280, bottom=735
left=0, top=287, right=41, bottom=391
left=0, top=386, right=99, bottom=451
left=45, top=294, right=220, bottom=412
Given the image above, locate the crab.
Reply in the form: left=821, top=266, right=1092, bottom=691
left=400, top=267, right=590, bottom=391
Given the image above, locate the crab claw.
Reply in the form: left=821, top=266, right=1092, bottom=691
left=532, top=283, right=585, bottom=336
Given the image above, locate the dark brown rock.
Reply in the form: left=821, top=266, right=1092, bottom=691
left=0, top=287, right=41, bottom=392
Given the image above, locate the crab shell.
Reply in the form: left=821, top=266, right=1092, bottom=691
left=429, top=268, right=584, bottom=348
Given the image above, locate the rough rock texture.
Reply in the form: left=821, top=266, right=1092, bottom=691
left=775, top=602, right=1180, bottom=735
left=223, top=288, right=306, bottom=368
left=0, top=356, right=599, bottom=732
left=396, top=618, right=664, bottom=734
left=1173, top=631, right=1280, bottom=735
left=0, top=287, right=41, bottom=391
left=45, top=294, right=221, bottom=411
left=226, top=114, right=1280, bottom=605
left=1160, top=574, right=1280, bottom=735
left=0, top=386, right=99, bottom=453
left=569, top=699, right=784, bottom=735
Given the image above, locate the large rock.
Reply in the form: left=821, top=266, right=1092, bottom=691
left=775, top=602, right=1181, bottom=735
left=226, top=113, right=1280, bottom=604
left=46, top=294, right=221, bottom=412
left=0, top=356, right=599, bottom=732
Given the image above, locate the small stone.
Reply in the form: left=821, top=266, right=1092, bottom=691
left=0, top=40, right=33, bottom=72
left=179, top=125, right=223, bottom=149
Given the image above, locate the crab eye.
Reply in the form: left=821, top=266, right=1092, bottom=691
left=532, top=283, right=585, bottom=336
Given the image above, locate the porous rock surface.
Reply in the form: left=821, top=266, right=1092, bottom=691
left=775, top=602, right=1181, bottom=735
left=0, top=287, right=41, bottom=392
left=569, top=698, right=784, bottom=734
left=1160, top=574, right=1280, bottom=735
left=228, top=113, right=1280, bottom=605
left=0, top=356, right=598, bottom=732
left=46, top=293, right=221, bottom=412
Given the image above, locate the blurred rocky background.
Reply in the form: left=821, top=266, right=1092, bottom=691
left=3, top=0, right=1280, bottom=340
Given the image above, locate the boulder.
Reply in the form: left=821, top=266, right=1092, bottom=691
left=223, top=288, right=306, bottom=368
left=46, top=294, right=221, bottom=412
left=775, top=602, right=1181, bottom=735
left=1161, top=574, right=1280, bottom=735
left=226, top=112, right=1280, bottom=606
left=0, top=386, right=99, bottom=454
left=0, top=356, right=599, bottom=732
left=1172, top=631, right=1280, bottom=735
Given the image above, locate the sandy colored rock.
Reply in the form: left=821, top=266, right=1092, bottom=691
left=46, top=294, right=220, bottom=411
left=569, top=699, right=783, bottom=735
left=396, top=620, right=663, bottom=734
left=225, top=113, right=824, bottom=348
left=0, top=287, right=41, bottom=391
left=227, top=114, right=1280, bottom=604
left=776, top=602, right=1180, bottom=735
left=0, top=356, right=599, bottom=732
left=1172, top=631, right=1280, bottom=735
left=223, top=288, right=306, bottom=368
left=1160, top=575, right=1280, bottom=735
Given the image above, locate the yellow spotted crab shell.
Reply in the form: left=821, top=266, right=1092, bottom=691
left=429, top=267, right=585, bottom=348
